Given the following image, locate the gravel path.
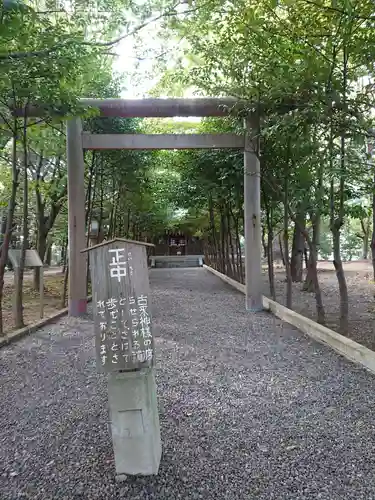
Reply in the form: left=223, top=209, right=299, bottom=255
left=1, top=268, right=375, bottom=500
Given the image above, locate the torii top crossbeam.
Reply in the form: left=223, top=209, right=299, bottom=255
left=16, top=98, right=250, bottom=119
left=80, top=98, right=247, bottom=118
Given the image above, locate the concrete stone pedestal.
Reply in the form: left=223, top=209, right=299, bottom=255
left=108, top=368, right=161, bottom=477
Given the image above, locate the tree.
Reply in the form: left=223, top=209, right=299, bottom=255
left=144, top=0, right=375, bottom=331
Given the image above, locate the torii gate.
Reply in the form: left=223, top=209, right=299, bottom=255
left=66, top=98, right=262, bottom=316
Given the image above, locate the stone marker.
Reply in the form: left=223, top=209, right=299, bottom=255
left=82, top=238, right=161, bottom=477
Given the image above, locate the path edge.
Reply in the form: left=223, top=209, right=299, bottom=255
left=203, top=264, right=375, bottom=375
left=0, top=296, right=92, bottom=348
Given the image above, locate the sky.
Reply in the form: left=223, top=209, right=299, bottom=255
left=112, top=22, right=202, bottom=123
left=112, top=2, right=196, bottom=100
left=114, top=36, right=157, bottom=99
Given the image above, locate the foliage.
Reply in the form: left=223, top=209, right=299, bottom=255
left=134, top=0, right=375, bottom=330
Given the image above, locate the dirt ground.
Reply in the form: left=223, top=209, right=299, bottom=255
left=266, top=260, right=375, bottom=350
left=2, top=273, right=65, bottom=334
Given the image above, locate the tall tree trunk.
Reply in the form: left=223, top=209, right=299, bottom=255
left=284, top=159, right=292, bottom=309
left=289, top=210, right=326, bottom=324
left=33, top=228, right=46, bottom=289
left=208, top=194, right=218, bottom=271
left=85, top=151, right=96, bottom=226
left=0, top=124, right=19, bottom=335
left=372, top=181, right=375, bottom=277
left=261, top=226, right=267, bottom=258
left=219, top=204, right=226, bottom=274
left=98, top=160, right=104, bottom=238
left=61, top=236, right=68, bottom=272
left=85, top=156, right=99, bottom=295
left=14, top=120, right=29, bottom=329
left=332, top=220, right=348, bottom=333
left=304, top=231, right=325, bottom=324
left=265, top=203, right=276, bottom=300
left=227, top=205, right=236, bottom=280
left=303, top=133, right=324, bottom=295
left=290, top=207, right=305, bottom=282
left=360, top=218, right=370, bottom=260
left=126, top=209, right=131, bottom=238
left=278, top=233, right=285, bottom=267
left=304, top=246, right=309, bottom=269
left=329, top=126, right=348, bottom=332
left=231, top=208, right=244, bottom=284
left=33, top=154, right=65, bottom=290
left=262, top=178, right=276, bottom=300
left=61, top=262, right=69, bottom=308
left=44, top=239, right=52, bottom=265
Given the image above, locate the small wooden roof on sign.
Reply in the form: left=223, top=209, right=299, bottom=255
left=81, top=237, right=155, bottom=253
left=8, top=249, right=43, bottom=268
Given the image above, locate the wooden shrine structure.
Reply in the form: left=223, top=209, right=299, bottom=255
left=153, top=230, right=203, bottom=256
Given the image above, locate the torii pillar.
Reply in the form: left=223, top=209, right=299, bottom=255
left=66, top=117, right=87, bottom=316
left=244, top=118, right=263, bottom=311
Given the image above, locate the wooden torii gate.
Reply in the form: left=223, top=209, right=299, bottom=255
left=66, top=98, right=262, bottom=316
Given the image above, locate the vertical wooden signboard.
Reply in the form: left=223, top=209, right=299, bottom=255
left=83, top=238, right=155, bottom=373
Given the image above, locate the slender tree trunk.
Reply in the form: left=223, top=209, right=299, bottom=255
left=33, top=230, right=46, bottom=290
left=265, top=201, right=276, bottom=300
left=278, top=233, right=285, bottom=266
left=305, top=232, right=325, bottom=324
left=304, top=246, right=309, bottom=269
left=372, top=181, right=375, bottom=278
left=111, top=190, right=121, bottom=238
left=98, top=160, right=104, bottom=238
left=14, top=121, right=29, bottom=329
left=332, top=220, right=348, bottom=333
left=232, top=209, right=244, bottom=284
left=304, top=244, right=315, bottom=291
left=219, top=204, right=226, bottom=274
left=261, top=176, right=276, bottom=300
left=227, top=205, right=236, bottom=280
left=0, top=124, right=19, bottom=335
left=85, top=157, right=99, bottom=295
left=303, top=136, right=324, bottom=294
left=85, top=151, right=96, bottom=226
left=284, top=159, right=292, bottom=309
left=61, top=262, right=69, bottom=308
left=33, top=154, right=64, bottom=290
left=126, top=209, right=131, bottom=238
left=330, top=124, right=348, bottom=332
left=290, top=210, right=326, bottom=324
left=44, top=240, right=52, bottom=265
left=290, top=207, right=305, bottom=282
left=61, top=236, right=68, bottom=272
left=261, top=226, right=267, bottom=258
left=360, top=218, right=370, bottom=260
left=224, top=205, right=232, bottom=277
left=208, top=194, right=218, bottom=271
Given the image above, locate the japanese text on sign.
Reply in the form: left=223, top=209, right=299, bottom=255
left=108, top=248, right=133, bottom=282
left=97, top=294, right=153, bottom=368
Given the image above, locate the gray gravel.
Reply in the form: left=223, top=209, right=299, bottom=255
left=1, top=268, right=375, bottom=500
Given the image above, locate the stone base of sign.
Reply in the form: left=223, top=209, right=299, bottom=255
left=108, top=368, right=162, bottom=477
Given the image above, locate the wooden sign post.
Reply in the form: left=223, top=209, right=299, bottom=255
left=83, top=238, right=161, bottom=478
